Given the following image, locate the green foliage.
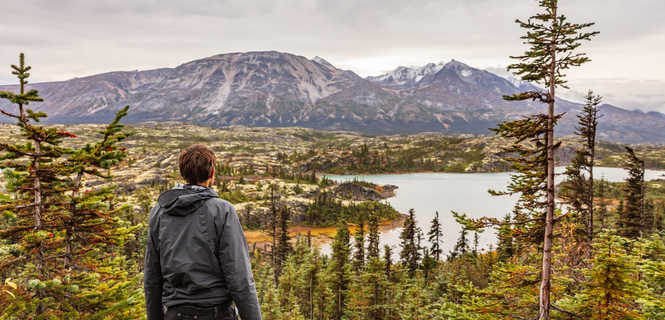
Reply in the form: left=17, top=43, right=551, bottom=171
left=303, top=191, right=398, bottom=228
left=321, top=136, right=491, bottom=175
left=560, top=91, right=601, bottom=240
left=621, top=147, right=646, bottom=238
left=330, top=222, right=351, bottom=320
left=0, top=54, right=141, bottom=318
left=428, top=211, right=443, bottom=261
left=399, top=209, right=421, bottom=277
left=486, top=114, right=563, bottom=247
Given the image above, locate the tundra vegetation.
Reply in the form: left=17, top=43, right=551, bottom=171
left=2, top=1, right=665, bottom=319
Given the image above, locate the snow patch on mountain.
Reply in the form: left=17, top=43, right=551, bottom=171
left=367, top=62, right=446, bottom=88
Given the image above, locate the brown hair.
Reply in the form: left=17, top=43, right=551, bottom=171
left=178, top=144, right=216, bottom=185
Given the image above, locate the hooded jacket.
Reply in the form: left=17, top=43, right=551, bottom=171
left=144, top=184, right=262, bottom=320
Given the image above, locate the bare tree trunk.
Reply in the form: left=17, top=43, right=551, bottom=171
left=309, top=266, right=314, bottom=320
left=539, top=6, right=557, bottom=320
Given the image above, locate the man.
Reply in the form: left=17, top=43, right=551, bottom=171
left=144, top=144, right=262, bottom=320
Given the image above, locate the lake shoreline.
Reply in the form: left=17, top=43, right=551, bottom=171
left=323, top=165, right=665, bottom=179
left=245, top=213, right=408, bottom=249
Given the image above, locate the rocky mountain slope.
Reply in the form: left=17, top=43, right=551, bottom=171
left=1, top=51, right=663, bottom=143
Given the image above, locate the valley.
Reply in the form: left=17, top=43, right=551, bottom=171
left=3, top=122, right=664, bottom=248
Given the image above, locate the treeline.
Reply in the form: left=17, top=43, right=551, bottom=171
left=251, top=210, right=665, bottom=320
left=318, top=138, right=491, bottom=175
left=302, top=191, right=399, bottom=227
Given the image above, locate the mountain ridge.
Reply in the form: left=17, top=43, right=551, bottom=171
left=0, top=50, right=663, bottom=144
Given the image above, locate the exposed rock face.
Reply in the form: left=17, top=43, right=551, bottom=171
left=2, top=51, right=665, bottom=143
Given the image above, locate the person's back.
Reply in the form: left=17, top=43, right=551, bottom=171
left=144, top=144, right=262, bottom=320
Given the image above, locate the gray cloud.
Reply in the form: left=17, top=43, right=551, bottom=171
left=1, top=0, right=663, bottom=111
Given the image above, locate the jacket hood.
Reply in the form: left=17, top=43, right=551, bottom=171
left=158, top=184, right=219, bottom=216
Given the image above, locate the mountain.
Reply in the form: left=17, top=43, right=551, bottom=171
left=1, top=51, right=664, bottom=144
left=366, top=62, right=446, bottom=89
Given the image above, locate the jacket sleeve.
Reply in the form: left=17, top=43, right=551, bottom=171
left=217, top=203, right=262, bottom=320
left=144, top=205, right=164, bottom=320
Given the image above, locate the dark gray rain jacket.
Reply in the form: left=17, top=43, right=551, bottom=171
left=144, top=184, right=262, bottom=320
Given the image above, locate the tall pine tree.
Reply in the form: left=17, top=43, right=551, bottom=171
left=367, top=211, right=380, bottom=260
left=330, top=221, right=351, bottom=320
left=621, top=147, right=645, bottom=239
left=399, top=208, right=420, bottom=277
left=561, top=91, right=601, bottom=240
left=428, top=211, right=443, bottom=261
left=353, top=219, right=365, bottom=273
left=504, top=1, right=598, bottom=318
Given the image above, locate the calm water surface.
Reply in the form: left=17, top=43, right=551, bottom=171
left=322, top=167, right=665, bottom=256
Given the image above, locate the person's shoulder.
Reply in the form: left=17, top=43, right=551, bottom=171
left=148, top=203, right=161, bottom=220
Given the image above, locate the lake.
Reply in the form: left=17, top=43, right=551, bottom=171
left=323, top=167, right=665, bottom=257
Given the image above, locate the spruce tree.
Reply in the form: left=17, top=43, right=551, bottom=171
left=621, top=147, right=645, bottom=239
left=330, top=221, right=351, bottom=320
left=383, top=245, right=393, bottom=280
left=489, top=114, right=555, bottom=246
left=265, top=183, right=280, bottom=277
left=0, top=53, right=139, bottom=318
left=451, top=227, right=469, bottom=259
left=399, top=208, right=420, bottom=277
left=428, top=211, right=443, bottom=261
left=472, top=231, right=480, bottom=257
left=353, top=219, right=365, bottom=273
left=504, top=2, right=598, bottom=318
left=616, top=199, right=625, bottom=231
left=643, top=199, right=655, bottom=236
left=596, top=177, right=608, bottom=231
left=276, top=205, right=292, bottom=279
left=561, top=91, right=601, bottom=240
left=367, top=211, right=380, bottom=260
left=497, top=214, right=515, bottom=262
left=572, top=233, right=645, bottom=319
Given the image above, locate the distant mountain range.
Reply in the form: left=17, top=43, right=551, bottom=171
left=1, top=51, right=664, bottom=144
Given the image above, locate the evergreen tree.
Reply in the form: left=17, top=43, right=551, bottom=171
left=504, top=1, right=598, bottom=317
left=347, top=255, right=389, bottom=320
left=596, top=177, right=608, bottom=231
left=353, top=219, right=365, bottom=273
left=0, top=54, right=139, bottom=318
left=421, top=249, right=437, bottom=281
left=571, top=233, right=645, bottom=319
left=278, top=257, right=307, bottom=320
left=399, top=209, right=420, bottom=276
left=266, top=183, right=280, bottom=273
left=616, top=199, right=625, bottom=231
left=451, top=227, right=469, bottom=259
left=367, top=211, right=380, bottom=260
left=427, top=211, right=443, bottom=261
left=366, top=256, right=389, bottom=320
left=561, top=91, right=602, bottom=240
left=643, top=199, right=655, bottom=236
left=489, top=114, right=554, bottom=247
left=276, top=205, right=292, bottom=280
left=330, top=222, right=351, bottom=320
left=383, top=245, right=393, bottom=280
left=621, top=147, right=645, bottom=239
left=497, top=214, right=514, bottom=262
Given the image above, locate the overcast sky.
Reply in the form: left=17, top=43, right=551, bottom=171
left=2, top=0, right=664, bottom=111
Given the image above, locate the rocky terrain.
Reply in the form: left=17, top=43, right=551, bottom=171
left=3, top=122, right=665, bottom=245
left=1, top=51, right=665, bottom=143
